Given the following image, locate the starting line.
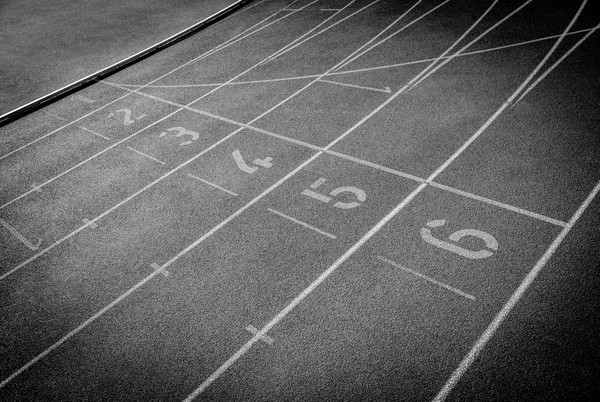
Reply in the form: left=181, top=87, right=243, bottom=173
left=0, top=0, right=597, bottom=401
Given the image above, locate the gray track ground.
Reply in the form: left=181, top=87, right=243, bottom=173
left=1, top=0, right=599, bottom=400
left=0, top=0, right=241, bottom=117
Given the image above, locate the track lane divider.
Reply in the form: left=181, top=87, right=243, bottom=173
left=0, top=0, right=255, bottom=127
left=0, top=1, right=445, bottom=387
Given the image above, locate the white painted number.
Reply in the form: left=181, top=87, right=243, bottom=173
left=107, top=108, right=147, bottom=126
left=232, top=150, right=273, bottom=174
left=301, top=177, right=366, bottom=209
left=420, top=219, right=498, bottom=259
left=159, top=127, right=200, bottom=146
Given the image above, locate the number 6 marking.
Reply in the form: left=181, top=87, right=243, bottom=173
left=420, top=219, right=498, bottom=259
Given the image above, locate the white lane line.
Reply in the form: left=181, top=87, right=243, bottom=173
left=0, top=109, right=183, bottom=211
left=429, top=182, right=568, bottom=227
left=108, top=81, right=568, bottom=228
left=406, top=0, right=541, bottom=91
left=142, top=0, right=444, bottom=278
left=82, top=218, right=98, bottom=228
left=376, top=255, right=476, bottom=300
left=258, top=0, right=359, bottom=66
left=0, top=148, right=320, bottom=387
left=512, top=22, right=600, bottom=106
left=0, top=269, right=163, bottom=390
left=331, top=27, right=597, bottom=76
left=79, top=126, right=110, bottom=141
left=0, top=0, right=252, bottom=124
left=184, top=3, right=587, bottom=396
left=7, top=22, right=427, bottom=384
left=187, top=173, right=238, bottom=196
left=150, top=262, right=170, bottom=277
left=267, top=208, right=337, bottom=239
left=0, top=123, right=242, bottom=283
left=103, top=81, right=323, bottom=153
left=493, top=0, right=589, bottom=103
left=30, top=183, right=43, bottom=193
left=183, top=182, right=429, bottom=401
left=0, top=218, right=41, bottom=251
left=321, top=150, right=425, bottom=183
left=0, top=0, right=290, bottom=161
left=191, top=0, right=311, bottom=65
left=113, top=26, right=597, bottom=91
left=126, top=146, right=166, bottom=165
left=0, top=1, right=512, bottom=388
left=260, top=0, right=387, bottom=66
left=332, top=0, right=451, bottom=72
left=42, top=110, right=64, bottom=120
left=434, top=179, right=600, bottom=402
left=318, top=78, right=391, bottom=93
left=246, top=325, right=274, bottom=345
left=0, top=1, right=314, bottom=211
left=183, top=4, right=505, bottom=397
left=424, top=0, right=588, bottom=183
left=0, top=0, right=380, bottom=283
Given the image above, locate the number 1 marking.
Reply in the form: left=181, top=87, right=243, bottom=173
left=107, top=109, right=146, bottom=126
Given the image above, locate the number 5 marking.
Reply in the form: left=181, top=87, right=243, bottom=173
left=301, top=178, right=366, bottom=209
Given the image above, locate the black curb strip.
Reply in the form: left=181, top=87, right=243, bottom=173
left=0, top=0, right=255, bottom=128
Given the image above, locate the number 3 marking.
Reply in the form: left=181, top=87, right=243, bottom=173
left=159, top=127, right=200, bottom=146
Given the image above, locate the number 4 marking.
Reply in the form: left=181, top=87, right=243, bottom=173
left=232, top=150, right=273, bottom=174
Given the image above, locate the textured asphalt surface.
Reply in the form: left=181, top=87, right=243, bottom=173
left=0, top=0, right=239, bottom=117
left=1, top=0, right=599, bottom=401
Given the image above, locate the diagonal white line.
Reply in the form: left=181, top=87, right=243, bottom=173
left=0, top=0, right=292, bottom=161
left=333, top=0, right=448, bottom=72
left=406, top=0, right=536, bottom=91
left=126, top=146, right=166, bottom=165
left=318, top=78, right=391, bottom=93
left=376, top=255, right=476, bottom=300
left=183, top=2, right=590, bottom=398
left=0, top=218, right=41, bottom=251
left=0, top=0, right=270, bottom=161
left=257, top=0, right=358, bottom=66
left=267, top=208, right=337, bottom=239
left=79, top=126, right=110, bottom=140
left=424, top=0, right=588, bottom=181
left=0, top=270, right=162, bottom=389
left=257, top=0, right=384, bottom=66
left=434, top=179, right=600, bottom=401
left=108, top=78, right=569, bottom=229
left=512, top=22, right=600, bottom=106
left=0, top=1, right=428, bottom=386
left=188, top=0, right=306, bottom=64
left=1, top=0, right=574, bottom=393
left=0, top=0, right=381, bottom=283
left=429, top=182, right=568, bottom=227
left=0, top=2, right=317, bottom=212
left=187, top=173, right=238, bottom=196
left=111, top=26, right=597, bottom=91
